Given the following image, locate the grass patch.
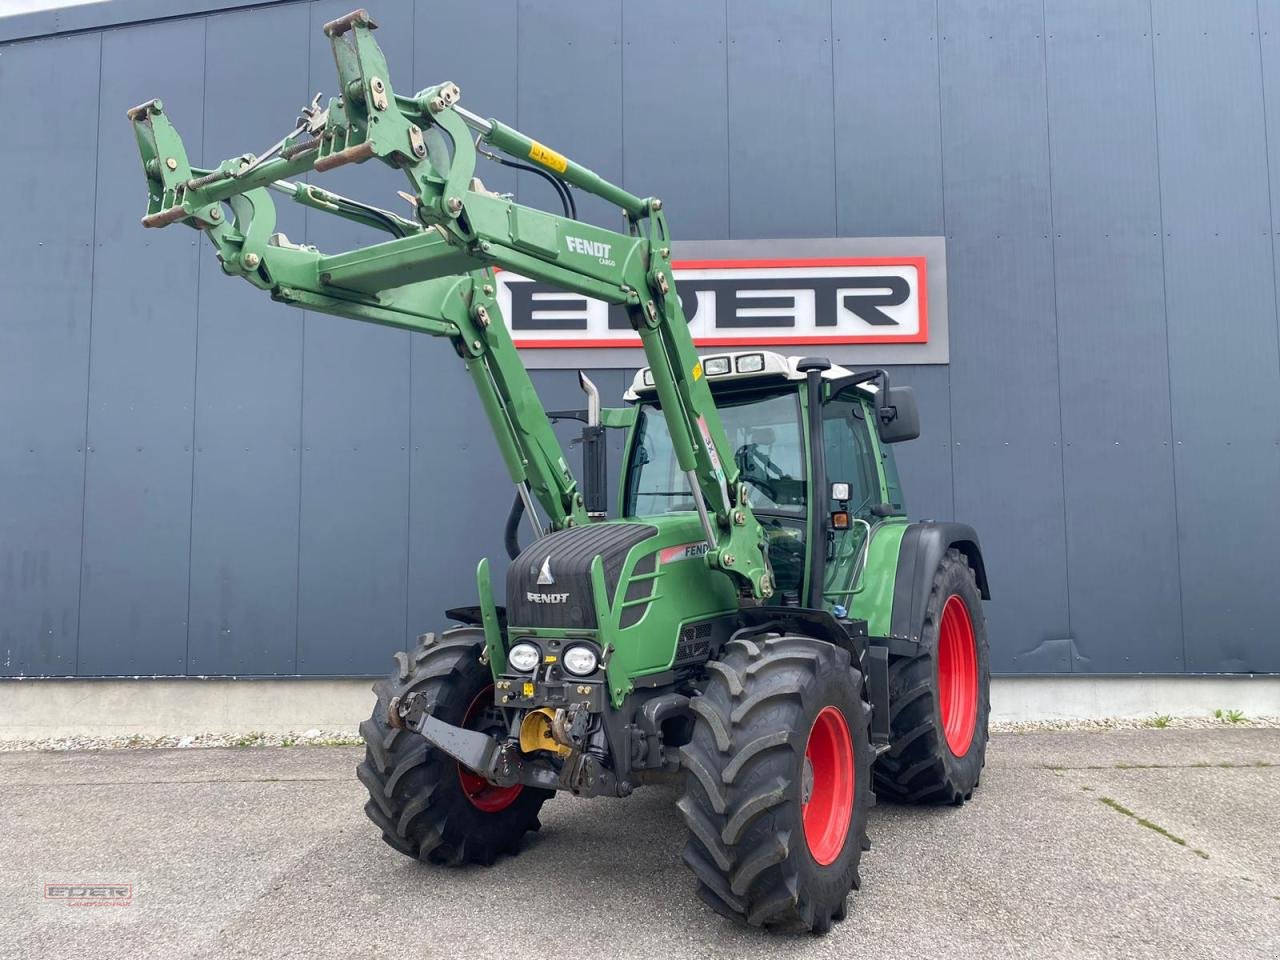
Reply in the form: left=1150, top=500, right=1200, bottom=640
left=1214, top=708, right=1247, bottom=724
left=232, top=731, right=268, bottom=748
left=1145, top=714, right=1172, bottom=729
left=1098, top=796, right=1209, bottom=859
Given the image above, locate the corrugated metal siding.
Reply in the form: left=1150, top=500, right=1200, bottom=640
left=1, top=0, right=1277, bottom=676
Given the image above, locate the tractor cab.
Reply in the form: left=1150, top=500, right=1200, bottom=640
left=619, top=350, right=920, bottom=611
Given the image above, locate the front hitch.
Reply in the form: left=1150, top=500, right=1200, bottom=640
left=406, top=706, right=560, bottom=791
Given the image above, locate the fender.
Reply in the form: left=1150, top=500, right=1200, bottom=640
left=889, top=522, right=990, bottom=642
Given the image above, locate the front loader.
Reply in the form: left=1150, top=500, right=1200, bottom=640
left=128, top=9, right=992, bottom=933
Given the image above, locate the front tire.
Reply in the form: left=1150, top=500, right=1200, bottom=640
left=677, top=632, right=873, bottom=933
left=874, top=548, right=990, bottom=804
left=357, top=628, right=550, bottom=865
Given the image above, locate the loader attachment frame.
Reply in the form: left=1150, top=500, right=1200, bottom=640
left=128, top=7, right=773, bottom=598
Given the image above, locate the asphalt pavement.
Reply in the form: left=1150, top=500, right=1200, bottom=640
left=2, top=728, right=1277, bottom=959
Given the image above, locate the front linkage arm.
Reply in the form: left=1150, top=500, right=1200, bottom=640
left=129, top=7, right=773, bottom=599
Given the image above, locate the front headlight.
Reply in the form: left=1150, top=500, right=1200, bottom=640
left=507, top=642, right=540, bottom=673
left=562, top=644, right=599, bottom=677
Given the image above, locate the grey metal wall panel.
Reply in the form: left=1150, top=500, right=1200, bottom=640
left=1163, top=233, right=1280, bottom=674
left=622, top=1, right=729, bottom=240
left=417, top=0, right=519, bottom=198
left=938, top=3, right=1070, bottom=673
left=0, top=0, right=295, bottom=42
left=937, top=1, right=1053, bottom=238
left=294, top=0, right=415, bottom=675
left=515, top=0, right=622, bottom=228
left=886, top=365, right=953, bottom=524
left=832, top=1, right=944, bottom=237
left=1173, top=443, right=1280, bottom=673
left=1060, top=439, right=1184, bottom=672
left=186, top=5, right=309, bottom=675
left=77, top=19, right=206, bottom=675
left=726, top=0, right=835, bottom=239
left=1152, top=1, right=1271, bottom=241
left=1045, top=1, right=1183, bottom=672
left=1261, top=0, right=1280, bottom=440
left=404, top=354, right=510, bottom=645
left=1054, top=237, right=1183, bottom=673
left=1153, top=0, right=1280, bottom=673
left=0, top=35, right=100, bottom=676
left=294, top=306, right=411, bottom=675
left=943, top=239, right=1070, bottom=672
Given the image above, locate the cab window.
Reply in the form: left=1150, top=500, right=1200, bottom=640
left=624, top=392, right=808, bottom=602
left=625, top=392, right=806, bottom=517
left=822, top=397, right=880, bottom=518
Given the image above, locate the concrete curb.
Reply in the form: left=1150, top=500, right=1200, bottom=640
left=0, top=674, right=1277, bottom=739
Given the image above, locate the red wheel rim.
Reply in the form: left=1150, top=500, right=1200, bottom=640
left=801, top=706, right=855, bottom=866
left=456, top=686, right=522, bottom=813
left=937, top=595, right=978, bottom=757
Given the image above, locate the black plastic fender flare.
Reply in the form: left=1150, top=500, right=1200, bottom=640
left=889, top=522, right=990, bottom=642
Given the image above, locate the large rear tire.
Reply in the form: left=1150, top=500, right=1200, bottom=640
left=677, top=632, right=873, bottom=933
left=874, top=548, right=990, bottom=804
left=357, top=628, right=550, bottom=865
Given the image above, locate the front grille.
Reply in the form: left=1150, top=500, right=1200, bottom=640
left=505, top=522, right=658, bottom=629
left=674, top=621, right=715, bottom=665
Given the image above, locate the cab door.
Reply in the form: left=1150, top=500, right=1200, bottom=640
left=820, top=394, right=884, bottom=610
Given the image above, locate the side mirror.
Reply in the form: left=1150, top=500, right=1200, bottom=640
left=877, top=386, right=920, bottom=443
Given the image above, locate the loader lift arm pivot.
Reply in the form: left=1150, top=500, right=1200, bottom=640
left=128, top=8, right=773, bottom=598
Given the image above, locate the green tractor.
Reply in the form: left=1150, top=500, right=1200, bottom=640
left=128, top=9, right=990, bottom=933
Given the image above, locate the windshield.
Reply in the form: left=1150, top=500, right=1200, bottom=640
left=624, top=392, right=807, bottom=517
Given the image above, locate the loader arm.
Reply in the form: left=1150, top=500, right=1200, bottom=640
left=128, top=8, right=773, bottom=598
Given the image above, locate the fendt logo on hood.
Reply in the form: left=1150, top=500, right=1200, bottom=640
left=494, top=256, right=927, bottom=350
left=536, top=555, right=555, bottom=585
left=528, top=554, right=568, bottom=603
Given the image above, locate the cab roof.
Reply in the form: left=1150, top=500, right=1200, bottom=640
left=623, top=350, right=859, bottom=402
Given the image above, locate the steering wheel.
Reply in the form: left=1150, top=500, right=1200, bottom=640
left=736, top=444, right=786, bottom=502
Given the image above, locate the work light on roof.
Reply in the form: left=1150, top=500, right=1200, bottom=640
left=703, top=356, right=731, bottom=376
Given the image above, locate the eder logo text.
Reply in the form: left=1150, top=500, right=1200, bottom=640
left=495, top=257, right=928, bottom=349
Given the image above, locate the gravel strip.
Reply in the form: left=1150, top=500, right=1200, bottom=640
left=991, top=715, right=1280, bottom=733
left=0, top=728, right=363, bottom=753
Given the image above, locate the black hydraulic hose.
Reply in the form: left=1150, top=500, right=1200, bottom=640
left=504, top=491, right=525, bottom=560
left=477, top=142, right=577, bottom=219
